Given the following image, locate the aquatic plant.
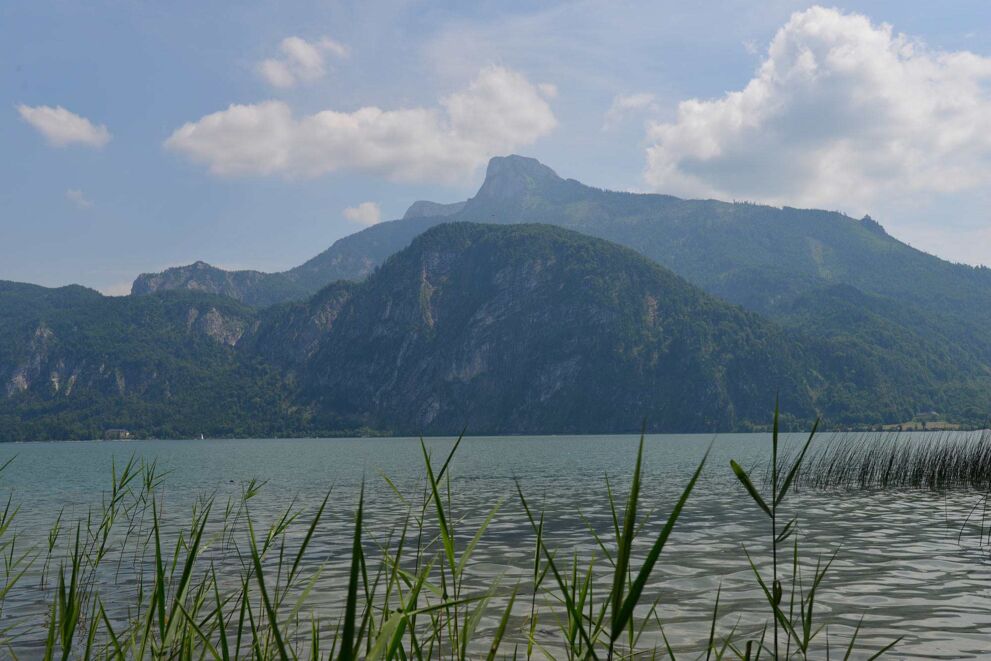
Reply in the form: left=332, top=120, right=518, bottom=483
left=791, top=429, right=991, bottom=491
left=729, top=404, right=899, bottom=659
left=0, top=421, right=898, bottom=659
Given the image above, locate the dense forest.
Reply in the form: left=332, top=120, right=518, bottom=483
left=134, top=155, right=991, bottom=408
left=3, top=222, right=990, bottom=440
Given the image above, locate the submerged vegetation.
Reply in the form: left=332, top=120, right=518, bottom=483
left=0, top=415, right=909, bottom=659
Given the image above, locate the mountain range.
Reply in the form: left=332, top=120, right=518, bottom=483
left=3, top=156, right=990, bottom=439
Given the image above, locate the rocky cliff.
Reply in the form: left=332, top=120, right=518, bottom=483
left=0, top=283, right=294, bottom=440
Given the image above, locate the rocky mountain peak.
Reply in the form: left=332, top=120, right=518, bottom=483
left=473, top=155, right=562, bottom=201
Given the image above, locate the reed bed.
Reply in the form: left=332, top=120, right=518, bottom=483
left=790, top=429, right=991, bottom=491
left=0, top=415, right=897, bottom=660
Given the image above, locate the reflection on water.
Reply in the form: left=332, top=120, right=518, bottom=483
left=1, top=433, right=990, bottom=658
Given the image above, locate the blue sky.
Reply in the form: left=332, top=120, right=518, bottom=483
left=4, top=1, right=991, bottom=294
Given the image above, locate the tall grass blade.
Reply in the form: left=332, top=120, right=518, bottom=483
left=611, top=448, right=709, bottom=643
left=775, top=418, right=820, bottom=507
left=516, top=481, right=599, bottom=660
left=487, top=586, right=519, bottom=661
left=611, top=431, right=645, bottom=635
left=338, top=481, right=365, bottom=661
left=420, top=441, right=457, bottom=578
left=247, top=514, right=291, bottom=661
left=730, top=461, right=770, bottom=518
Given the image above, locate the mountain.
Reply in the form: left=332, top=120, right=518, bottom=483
left=10, top=223, right=975, bottom=439
left=24, top=148, right=991, bottom=436
left=132, top=157, right=991, bottom=360
left=263, top=223, right=991, bottom=432
left=254, top=223, right=825, bottom=433
left=455, top=157, right=991, bottom=383
left=131, top=210, right=465, bottom=306
left=0, top=282, right=298, bottom=441
left=127, top=158, right=568, bottom=306
left=460, top=158, right=991, bottom=327
left=130, top=261, right=308, bottom=308
left=284, top=214, right=452, bottom=293
left=130, top=155, right=991, bottom=419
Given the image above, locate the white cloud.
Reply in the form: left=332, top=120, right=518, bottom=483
left=17, top=105, right=111, bottom=148
left=166, top=65, right=557, bottom=183
left=343, top=202, right=382, bottom=227
left=644, top=6, right=991, bottom=216
left=314, top=37, right=349, bottom=60
left=257, top=59, right=295, bottom=88
left=603, top=93, right=657, bottom=130
left=65, top=189, right=93, bottom=209
left=257, top=35, right=349, bottom=88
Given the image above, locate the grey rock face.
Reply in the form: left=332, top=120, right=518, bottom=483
left=472, top=155, right=562, bottom=202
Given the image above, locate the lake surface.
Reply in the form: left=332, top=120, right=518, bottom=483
left=1, top=433, right=990, bottom=658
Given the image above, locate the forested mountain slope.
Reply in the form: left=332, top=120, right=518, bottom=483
left=11, top=224, right=985, bottom=438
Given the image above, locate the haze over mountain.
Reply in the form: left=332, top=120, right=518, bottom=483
left=135, top=156, right=991, bottom=323
left=9, top=221, right=989, bottom=440
left=131, top=199, right=464, bottom=307
left=7, top=155, right=991, bottom=439
left=135, top=155, right=991, bottom=374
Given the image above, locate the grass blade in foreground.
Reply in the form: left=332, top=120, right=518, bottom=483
left=0, top=413, right=907, bottom=659
left=339, top=480, right=365, bottom=661
left=611, top=446, right=710, bottom=644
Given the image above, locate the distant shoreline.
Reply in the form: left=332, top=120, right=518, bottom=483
left=5, top=426, right=990, bottom=443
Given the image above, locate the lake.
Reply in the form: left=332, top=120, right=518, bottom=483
left=1, top=433, right=989, bottom=658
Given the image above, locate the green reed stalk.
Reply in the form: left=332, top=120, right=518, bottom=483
left=0, top=408, right=910, bottom=659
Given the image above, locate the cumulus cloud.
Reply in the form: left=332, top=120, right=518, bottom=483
left=166, top=66, right=557, bottom=183
left=343, top=202, right=382, bottom=226
left=603, top=93, right=657, bottom=130
left=257, top=36, right=349, bottom=88
left=17, top=105, right=111, bottom=148
left=644, top=6, right=991, bottom=214
left=65, top=189, right=94, bottom=209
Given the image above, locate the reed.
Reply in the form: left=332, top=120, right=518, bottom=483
left=0, top=419, right=897, bottom=659
left=729, top=403, right=898, bottom=660
left=790, top=429, right=991, bottom=491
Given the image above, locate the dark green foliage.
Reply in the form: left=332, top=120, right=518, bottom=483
left=282, top=223, right=991, bottom=434
left=292, top=223, right=824, bottom=434
left=130, top=261, right=311, bottom=308
left=457, top=157, right=991, bottom=423
left=0, top=283, right=301, bottom=441
left=4, top=222, right=991, bottom=438
left=126, top=155, right=991, bottom=431
left=774, top=284, right=991, bottom=425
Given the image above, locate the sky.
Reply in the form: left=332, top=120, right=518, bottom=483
left=4, top=1, right=991, bottom=294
